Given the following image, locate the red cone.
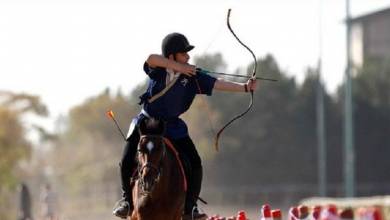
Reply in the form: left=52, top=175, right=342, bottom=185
left=237, top=210, right=247, bottom=220
left=272, top=209, right=282, bottom=220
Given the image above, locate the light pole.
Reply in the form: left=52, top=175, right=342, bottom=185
left=317, top=0, right=327, bottom=197
left=344, top=0, right=355, bottom=197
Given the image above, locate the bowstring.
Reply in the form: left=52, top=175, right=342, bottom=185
left=193, top=11, right=227, bottom=140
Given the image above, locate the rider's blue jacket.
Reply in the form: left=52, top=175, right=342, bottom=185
left=130, top=62, right=216, bottom=140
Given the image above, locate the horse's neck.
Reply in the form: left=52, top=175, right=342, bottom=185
left=155, top=150, right=184, bottom=197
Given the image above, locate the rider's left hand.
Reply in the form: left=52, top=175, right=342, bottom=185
left=246, top=78, right=258, bottom=91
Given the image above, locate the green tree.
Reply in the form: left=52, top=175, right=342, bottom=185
left=199, top=55, right=342, bottom=193
left=350, top=58, right=390, bottom=186
left=0, top=91, right=48, bottom=220
left=51, top=88, right=141, bottom=193
left=204, top=55, right=304, bottom=186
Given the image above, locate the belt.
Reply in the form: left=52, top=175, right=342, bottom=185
left=140, top=109, right=180, bottom=123
left=141, top=109, right=150, bottom=118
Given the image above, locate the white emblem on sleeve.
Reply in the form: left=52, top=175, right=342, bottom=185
left=181, top=78, right=189, bottom=86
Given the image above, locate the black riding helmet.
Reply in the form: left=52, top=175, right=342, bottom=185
left=161, top=32, right=194, bottom=57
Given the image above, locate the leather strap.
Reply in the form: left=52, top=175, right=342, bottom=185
left=148, top=75, right=179, bottom=103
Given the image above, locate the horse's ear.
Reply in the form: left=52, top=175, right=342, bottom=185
left=138, top=117, right=148, bottom=135
left=138, top=117, right=165, bottom=136
left=155, top=118, right=166, bottom=135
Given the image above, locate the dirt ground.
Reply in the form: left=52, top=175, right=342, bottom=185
left=63, top=204, right=282, bottom=220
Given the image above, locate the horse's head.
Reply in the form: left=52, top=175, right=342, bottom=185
left=136, top=117, right=166, bottom=193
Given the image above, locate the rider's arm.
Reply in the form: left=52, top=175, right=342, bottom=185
left=214, top=78, right=257, bottom=92
left=146, top=54, right=195, bottom=76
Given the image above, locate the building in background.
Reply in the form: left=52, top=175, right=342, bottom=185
left=350, top=7, right=390, bottom=68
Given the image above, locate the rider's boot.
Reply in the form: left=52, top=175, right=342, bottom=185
left=113, top=165, right=135, bottom=219
left=182, top=167, right=207, bottom=220
left=113, top=127, right=139, bottom=219
left=113, top=191, right=133, bottom=219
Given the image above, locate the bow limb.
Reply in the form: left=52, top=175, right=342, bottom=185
left=214, top=9, right=258, bottom=151
left=226, top=9, right=257, bottom=79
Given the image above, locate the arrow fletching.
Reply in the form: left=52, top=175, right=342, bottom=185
left=106, top=110, right=115, bottom=119
left=106, top=109, right=126, bottom=141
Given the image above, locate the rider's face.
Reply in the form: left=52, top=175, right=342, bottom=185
left=174, top=52, right=190, bottom=64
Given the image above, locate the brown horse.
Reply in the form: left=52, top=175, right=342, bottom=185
left=129, top=118, right=187, bottom=220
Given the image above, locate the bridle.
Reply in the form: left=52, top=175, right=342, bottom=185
left=136, top=134, right=167, bottom=194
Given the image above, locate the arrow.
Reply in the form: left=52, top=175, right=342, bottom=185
left=197, top=68, right=277, bottom=82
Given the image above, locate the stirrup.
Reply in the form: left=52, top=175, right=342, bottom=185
left=113, top=198, right=132, bottom=219
left=183, top=207, right=208, bottom=220
left=182, top=213, right=208, bottom=220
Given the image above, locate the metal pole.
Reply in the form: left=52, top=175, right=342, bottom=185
left=344, top=0, right=355, bottom=197
left=317, top=0, right=327, bottom=197
left=317, top=61, right=327, bottom=197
